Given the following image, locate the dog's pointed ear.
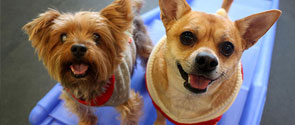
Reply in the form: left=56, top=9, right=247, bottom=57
left=23, top=9, right=60, bottom=42
left=235, top=9, right=281, bottom=50
left=100, top=0, right=133, bottom=31
left=159, top=0, right=191, bottom=29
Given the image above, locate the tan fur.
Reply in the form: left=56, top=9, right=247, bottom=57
left=148, top=0, right=281, bottom=124
left=221, top=0, right=233, bottom=13
left=23, top=0, right=152, bottom=124
left=61, top=92, right=98, bottom=125
left=154, top=110, right=166, bottom=125
left=116, top=90, right=143, bottom=125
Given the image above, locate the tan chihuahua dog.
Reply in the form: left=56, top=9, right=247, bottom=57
left=146, top=0, right=281, bottom=124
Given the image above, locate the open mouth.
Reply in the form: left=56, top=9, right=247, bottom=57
left=70, top=63, right=89, bottom=78
left=177, top=63, right=214, bottom=94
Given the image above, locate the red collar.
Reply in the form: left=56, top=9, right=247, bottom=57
left=150, top=97, right=222, bottom=125
left=68, top=75, right=115, bottom=106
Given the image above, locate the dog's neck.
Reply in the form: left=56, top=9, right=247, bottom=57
left=65, top=74, right=115, bottom=101
left=66, top=75, right=116, bottom=106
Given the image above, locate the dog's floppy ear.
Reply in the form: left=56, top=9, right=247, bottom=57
left=100, top=0, right=133, bottom=32
left=23, top=9, right=60, bottom=42
left=159, top=0, right=191, bottom=29
left=235, top=9, right=281, bottom=50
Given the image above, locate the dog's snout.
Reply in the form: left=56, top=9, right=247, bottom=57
left=71, top=44, right=87, bottom=58
left=195, top=52, right=218, bottom=72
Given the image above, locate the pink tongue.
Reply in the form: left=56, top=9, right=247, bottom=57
left=189, top=75, right=211, bottom=89
left=70, top=64, right=89, bottom=75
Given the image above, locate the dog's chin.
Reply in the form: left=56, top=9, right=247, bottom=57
left=177, top=63, right=222, bottom=94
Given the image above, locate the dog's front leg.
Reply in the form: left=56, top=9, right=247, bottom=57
left=154, top=110, right=166, bottom=125
left=116, top=90, right=143, bottom=125
left=60, top=92, right=97, bottom=125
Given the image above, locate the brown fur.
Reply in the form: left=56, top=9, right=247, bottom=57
left=61, top=92, right=98, bottom=125
left=150, top=0, right=281, bottom=124
left=116, top=90, right=143, bottom=125
left=221, top=0, right=233, bottom=12
left=23, top=0, right=153, bottom=124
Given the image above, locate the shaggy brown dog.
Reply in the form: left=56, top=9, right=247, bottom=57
left=23, top=0, right=153, bottom=124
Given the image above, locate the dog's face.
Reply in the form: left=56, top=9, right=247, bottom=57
left=23, top=0, right=133, bottom=91
left=159, top=0, right=281, bottom=94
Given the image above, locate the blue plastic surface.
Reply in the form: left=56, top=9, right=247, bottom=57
left=29, top=0, right=280, bottom=124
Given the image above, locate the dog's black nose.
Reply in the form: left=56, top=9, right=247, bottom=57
left=71, top=44, right=87, bottom=58
left=195, top=52, right=218, bottom=72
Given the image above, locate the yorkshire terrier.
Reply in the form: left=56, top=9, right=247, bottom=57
left=23, top=0, right=153, bottom=124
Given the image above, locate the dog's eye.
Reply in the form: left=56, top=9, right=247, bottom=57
left=93, top=33, right=100, bottom=44
left=220, top=41, right=234, bottom=56
left=180, top=31, right=197, bottom=46
left=60, top=33, right=67, bottom=43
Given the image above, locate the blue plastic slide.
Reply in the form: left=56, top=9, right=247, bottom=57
left=29, top=0, right=280, bottom=124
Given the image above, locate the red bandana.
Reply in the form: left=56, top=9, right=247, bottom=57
left=68, top=75, right=115, bottom=106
